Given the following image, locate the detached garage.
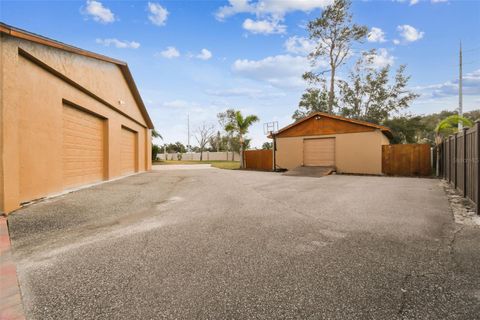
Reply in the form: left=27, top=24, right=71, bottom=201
left=274, top=112, right=392, bottom=175
left=0, top=23, right=154, bottom=214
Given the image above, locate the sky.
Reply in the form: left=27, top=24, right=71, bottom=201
left=1, top=0, right=479, bottom=148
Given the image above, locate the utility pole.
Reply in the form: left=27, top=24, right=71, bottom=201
left=459, top=41, right=463, bottom=130
left=187, top=113, right=190, bottom=152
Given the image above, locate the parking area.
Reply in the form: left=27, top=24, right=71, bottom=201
left=7, top=167, right=480, bottom=319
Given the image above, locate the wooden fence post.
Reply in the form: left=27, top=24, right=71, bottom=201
left=449, top=136, right=452, bottom=182
left=463, top=128, right=468, bottom=197
left=454, top=133, right=458, bottom=189
left=476, top=121, right=480, bottom=215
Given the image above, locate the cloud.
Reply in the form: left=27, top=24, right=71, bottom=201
left=414, top=69, right=480, bottom=98
left=232, top=54, right=314, bottom=88
left=158, top=46, right=180, bottom=58
left=196, top=49, right=213, bottom=60
left=216, top=0, right=332, bottom=34
left=431, top=0, right=448, bottom=3
left=162, top=100, right=190, bottom=108
left=242, top=18, right=286, bottom=34
left=216, top=0, right=333, bottom=20
left=284, top=36, right=316, bottom=55
left=393, top=39, right=401, bottom=45
left=367, top=27, right=386, bottom=43
left=395, top=0, right=419, bottom=5
left=397, top=25, right=424, bottom=42
left=95, top=38, right=140, bottom=49
left=148, top=2, right=169, bottom=26
left=84, top=0, right=115, bottom=23
left=205, top=87, right=286, bottom=99
left=365, top=48, right=395, bottom=69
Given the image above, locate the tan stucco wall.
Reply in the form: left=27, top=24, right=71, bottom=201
left=0, top=35, right=152, bottom=213
left=0, top=35, right=4, bottom=212
left=276, top=130, right=389, bottom=175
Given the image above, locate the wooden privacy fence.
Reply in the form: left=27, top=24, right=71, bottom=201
left=439, top=121, right=479, bottom=214
left=382, top=144, right=431, bottom=176
left=244, top=150, right=273, bottom=171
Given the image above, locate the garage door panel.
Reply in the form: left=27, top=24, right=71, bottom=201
left=120, top=127, right=137, bottom=175
left=63, top=105, right=105, bottom=188
left=304, top=138, right=335, bottom=166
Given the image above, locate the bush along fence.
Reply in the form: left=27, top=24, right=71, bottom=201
left=438, top=120, right=480, bottom=215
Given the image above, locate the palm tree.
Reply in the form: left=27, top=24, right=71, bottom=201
left=434, top=115, right=473, bottom=176
left=225, top=111, right=259, bottom=169
left=152, top=129, right=163, bottom=139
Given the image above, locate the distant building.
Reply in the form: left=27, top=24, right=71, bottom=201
left=273, top=112, right=392, bottom=174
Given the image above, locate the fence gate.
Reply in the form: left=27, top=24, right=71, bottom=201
left=244, top=150, right=273, bottom=171
left=382, top=144, right=431, bottom=176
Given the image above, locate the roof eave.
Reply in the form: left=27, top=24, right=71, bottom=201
left=1, top=22, right=154, bottom=129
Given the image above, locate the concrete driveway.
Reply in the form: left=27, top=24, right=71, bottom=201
left=7, top=168, right=480, bottom=319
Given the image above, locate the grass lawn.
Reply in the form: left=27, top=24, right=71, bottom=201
left=154, top=160, right=240, bottom=170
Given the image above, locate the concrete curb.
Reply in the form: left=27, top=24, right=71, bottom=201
left=0, top=216, right=25, bottom=320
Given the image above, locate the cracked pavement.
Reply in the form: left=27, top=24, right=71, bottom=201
left=7, top=167, right=480, bottom=319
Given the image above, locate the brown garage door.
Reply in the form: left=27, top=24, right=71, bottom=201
left=303, top=138, right=335, bottom=166
left=63, top=105, right=105, bottom=188
left=120, top=127, right=137, bottom=175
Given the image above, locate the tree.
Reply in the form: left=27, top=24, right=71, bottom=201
left=292, top=85, right=329, bottom=121
left=151, top=129, right=162, bottom=161
left=383, top=116, right=427, bottom=144
left=195, top=123, right=215, bottom=161
left=164, top=142, right=186, bottom=153
left=209, top=131, right=222, bottom=152
left=151, top=144, right=161, bottom=161
left=305, top=0, right=368, bottom=113
left=224, top=110, right=259, bottom=169
left=151, top=129, right=162, bottom=139
left=338, top=50, right=419, bottom=124
left=217, top=109, right=238, bottom=160
left=262, top=142, right=273, bottom=150
left=435, top=115, right=474, bottom=138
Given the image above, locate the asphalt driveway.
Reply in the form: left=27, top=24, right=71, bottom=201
left=7, top=167, right=480, bottom=319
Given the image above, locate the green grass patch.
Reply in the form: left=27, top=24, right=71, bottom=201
left=153, top=160, right=240, bottom=170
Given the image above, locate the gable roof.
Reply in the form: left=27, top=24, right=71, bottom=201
left=272, top=112, right=392, bottom=139
left=0, top=22, right=154, bottom=129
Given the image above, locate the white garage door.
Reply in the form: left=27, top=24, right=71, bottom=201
left=303, top=138, right=335, bottom=166
left=120, top=127, right=137, bottom=175
left=63, top=105, right=105, bottom=188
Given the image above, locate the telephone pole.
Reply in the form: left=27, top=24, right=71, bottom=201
left=459, top=41, right=463, bottom=130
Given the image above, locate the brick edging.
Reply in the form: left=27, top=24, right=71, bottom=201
left=0, top=216, right=26, bottom=320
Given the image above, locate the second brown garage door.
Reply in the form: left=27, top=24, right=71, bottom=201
left=120, top=127, right=137, bottom=175
left=303, top=138, right=335, bottom=166
left=62, top=105, right=105, bottom=188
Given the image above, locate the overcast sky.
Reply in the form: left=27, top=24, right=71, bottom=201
left=2, top=0, right=479, bottom=147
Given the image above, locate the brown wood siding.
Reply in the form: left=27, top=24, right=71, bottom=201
left=62, top=105, right=105, bottom=188
left=120, top=127, right=137, bottom=175
left=276, top=116, right=375, bottom=138
left=303, top=138, right=335, bottom=166
left=382, top=144, right=431, bottom=176
left=244, top=150, right=273, bottom=171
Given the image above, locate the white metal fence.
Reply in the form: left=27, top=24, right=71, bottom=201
left=157, top=151, right=240, bottom=161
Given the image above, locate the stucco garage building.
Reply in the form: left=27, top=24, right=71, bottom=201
left=274, top=112, right=392, bottom=175
left=0, top=23, right=154, bottom=214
